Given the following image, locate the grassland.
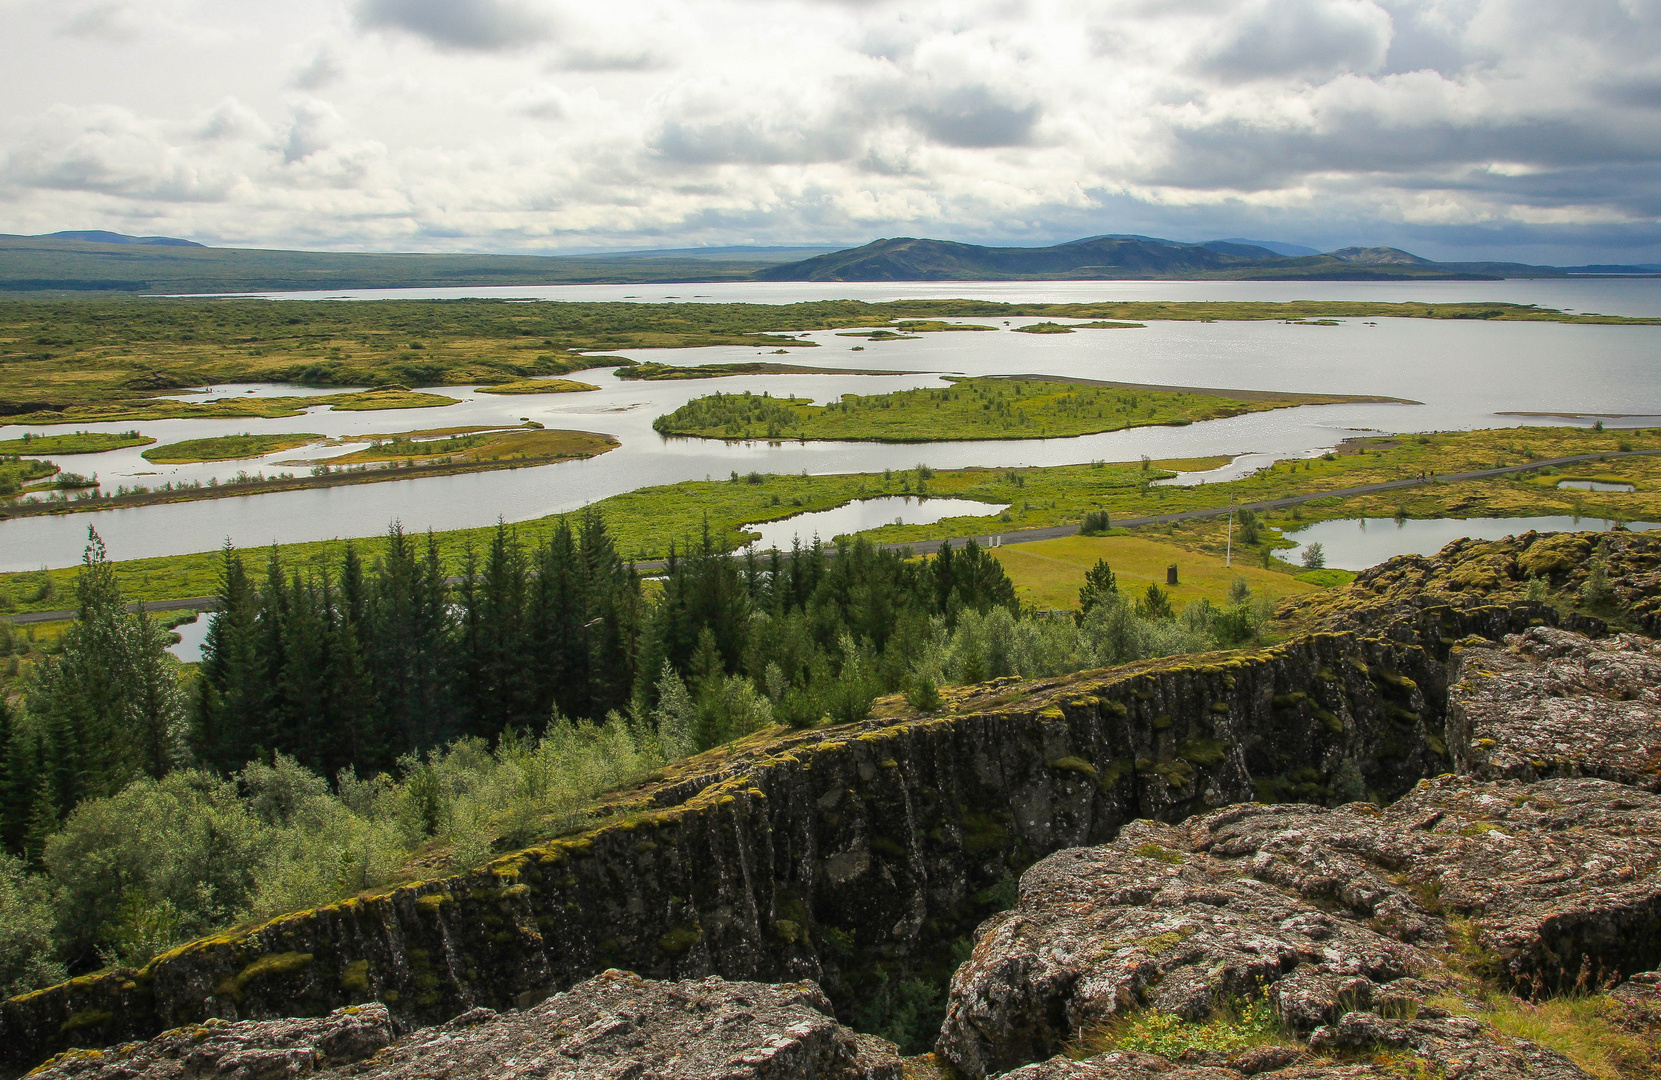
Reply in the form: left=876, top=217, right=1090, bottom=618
left=475, top=378, right=598, bottom=394
left=1, top=298, right=1649, bottom=425
left=0, top=431, right=153, bottom=454
left=142, top=433, right=323, bottom=463
left=991, top=534, right=1317, bottom=611
left=22, top=388, right=461, bottom=424
left=653, top=377, right=1409, bottom=442
left=615, top=361, right=906, bottom=380
left=318, top=427, right=605, bottom=466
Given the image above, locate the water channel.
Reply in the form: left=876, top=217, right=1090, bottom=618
left=1279, top=516, right=1661, bottom=571
left=3, top=278, right=1658, bottom=570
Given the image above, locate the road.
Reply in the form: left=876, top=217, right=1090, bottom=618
left=7, top=446, right=1655, bottom=625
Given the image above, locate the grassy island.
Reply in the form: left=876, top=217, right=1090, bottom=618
left=476, top=378, right=598, bottom=394
left=652, top=377, right=1411, bottom=442
left=0, top=431, right=153, bottom=455
left=142, top=433, right=323, bottom=463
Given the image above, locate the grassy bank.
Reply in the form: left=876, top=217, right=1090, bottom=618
left=475, top=378, right=599, bottom=394
left=1, top=426, right=1657, bottom=615
left=652, top=377, right=1405, bottom=442
left=0, top=431, right=152, bottom=454
left=3, top=298, right=1652, bottom=424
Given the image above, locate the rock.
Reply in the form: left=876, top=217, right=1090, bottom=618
left=1449, top=626, right=1661, bottom=788
left=30, top=973, right=899, bottom=1080
left=30, top=1002, right=395, bottom=1080
left=938, top=775, right=1661, bottom=1080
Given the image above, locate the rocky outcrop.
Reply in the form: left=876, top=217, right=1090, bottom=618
left=30, top=971, right=901, bottom=1080
left=10, top=600, right=1560, bottom=1077
left=1448, top=625, right=1661, bottom=788
left=937, top=774, right=1661, bottom=1080
left=27, top=1004, right=394, bottom=1080
left=1281, top=529, right=1661, bottom=638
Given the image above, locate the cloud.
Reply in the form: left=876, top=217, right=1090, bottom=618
left=55, top=2, right=143, bottom=42
left=1198, top=0, right=1393, bottom=81
left=902, top=83, right=1040, bottom=147
left=290, top=47, right=346, bottom=91
left=354, top=0, right=554, bottom=51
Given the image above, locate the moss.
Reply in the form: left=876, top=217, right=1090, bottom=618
left=1151, top=713, right=1172, bottom=730
left=871, top=837, right=907, bottom=858
left=340, top=959, right=370, bottom=992
left=1315, top=708, right=1344, bottom=733
left=659, top=927, right=702, bottom=955
left=775, top=919, right=805, bottom=944
left=961, top=809, right=1010, bottom=857
left=57, top=1010, right=113, bottom=1037
left=1273, top=691, right=1308, bottom=709
left=1133, top=843, right=1185, bottom=864
left=1177, top=738, right=1229, bottom=766
left=1209, top=701, right=1232, bottom=714
left=1103, top=700, right=1130, bottom=718
left=216, top=952, right=314, bottom=1002
left=1097, top=759, right=1133, bottom=792
left=1048, top=756, right=1099, bottom=777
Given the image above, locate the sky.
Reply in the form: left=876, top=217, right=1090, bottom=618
left=1, top=0, right=1659, bottom=264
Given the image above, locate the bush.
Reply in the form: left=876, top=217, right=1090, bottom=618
left=1236, top=509, right=1260, bottom=545
left=1300, top=541, right=1326, bottom=570
left=0, top=853, right=64, bottom=995
left=1080, top=509, right=1112, bottom=536
left=1579, top=556, right=1614, bottom=609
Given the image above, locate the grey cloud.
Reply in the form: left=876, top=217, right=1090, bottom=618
left=553, top=47, right=668, bottom=72
left=1199, top=0, right=1392, bottom=81
left=902, top=84, right=1040, bottom=147
left=289, top=48, right=345, bottom=91
left=652, top=114, right=860, bottom=165
left=355, top=0, right=553, bottom=51
left=56, top=2, right=141, bottom=41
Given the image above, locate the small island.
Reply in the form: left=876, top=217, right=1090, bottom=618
left=652, top=376, right=1415, bottom=442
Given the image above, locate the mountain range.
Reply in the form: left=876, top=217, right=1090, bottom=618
left=0, top=231, right=1656, bottom=294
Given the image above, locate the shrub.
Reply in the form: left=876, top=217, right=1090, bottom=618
left=1136, top=583, right=1174, bottom=620
left=1080, top=509, right=1112, bottom=536
left=0, top=853, right=64, bottom=995
left=1301, top=541, right=1326, bottom=570
left=1579, top=556, right=1614, bottom=609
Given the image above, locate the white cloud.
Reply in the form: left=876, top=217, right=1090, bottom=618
left=0, top=0, right=1656, bottom=261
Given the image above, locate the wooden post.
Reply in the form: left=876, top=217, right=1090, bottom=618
left=1167, top=565, right=1178, bottom=585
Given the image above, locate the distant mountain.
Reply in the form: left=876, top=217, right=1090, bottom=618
left=1560, top=264, right=1661, bottom=275
left=754, top=235, right=1568, bottom=282
left=1214, top=238, right=1322, bottom=257
left=1326, top=246, right=1430, bottom=265
left=43, top=230, right=203, bottom=247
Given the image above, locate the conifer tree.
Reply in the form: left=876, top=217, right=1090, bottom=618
left=193, top=543, right=262, bottom=771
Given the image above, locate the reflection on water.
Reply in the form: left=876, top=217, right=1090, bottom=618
left=1557, top=480, right=1636, bottom=492
left=1281, top=516, right=1661, bottom=571
left=743, top=496, right=1007, bottom=551
left=167, top=614, right=210, bottom=663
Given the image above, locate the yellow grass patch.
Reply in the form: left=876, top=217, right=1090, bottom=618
left=992, top=534, right=1317, bottom=611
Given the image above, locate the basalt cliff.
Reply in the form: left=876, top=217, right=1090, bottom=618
left=6, top=529, right=1661, bottom=1079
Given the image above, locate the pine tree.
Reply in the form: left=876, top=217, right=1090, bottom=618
left=1078, top=559, right=1118, bottom=615
left=193, top=542, right=262, bottom=771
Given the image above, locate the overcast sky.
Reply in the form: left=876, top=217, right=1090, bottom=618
left=2, top=0, right=1658, bottom=263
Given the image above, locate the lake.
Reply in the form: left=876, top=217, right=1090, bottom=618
left=4, top=278, right=1658, bottom=570
left=742, top=496, right=1007, bottom=551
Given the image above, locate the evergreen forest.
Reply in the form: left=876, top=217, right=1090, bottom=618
left=0, top=518, right=1265, bottom=996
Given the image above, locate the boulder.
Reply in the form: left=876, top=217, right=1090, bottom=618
left=30, top=972, right=902, bottom=1080
left=937, top=775, right=1661, bottom=1079
left=1449, top=625, right=1661, bottom=788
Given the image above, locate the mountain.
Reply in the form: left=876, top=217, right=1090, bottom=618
left=1214, top=237, right=1322, bottom=257
left=754, top=235, right=1568, bottom=282
left=1326, top=245, right=1429, bottom=265
left=42, top=230, right=203, bottom=247
left=0, top=234, right=829, bottom=294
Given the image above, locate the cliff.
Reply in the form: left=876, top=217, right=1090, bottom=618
left=0, top=594, right=1568, bottom=1076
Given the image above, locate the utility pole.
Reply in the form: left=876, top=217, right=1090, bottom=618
left=1226, top=497, right=1234, bottom=568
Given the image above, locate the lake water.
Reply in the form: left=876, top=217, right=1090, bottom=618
left=4, top=278, right=1659, bottom=571
left=1280, top=516, right=1661, bottom=571
left=1557, top=480, right=1636, bottom=491
left=742, top=496, right=1007, bottom=551
left=167, top=614, right=210, bottom=663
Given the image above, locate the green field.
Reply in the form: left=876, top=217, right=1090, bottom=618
left=652, top=377, right=1407, bottom=442
left=141, top=433, right=323, bottom=463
